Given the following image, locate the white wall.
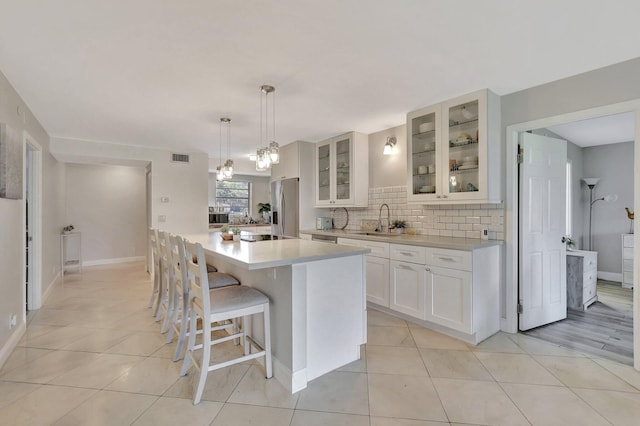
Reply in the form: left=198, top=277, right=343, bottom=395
left=582, top=141, right=634, bottom=275
left=50, top=138, right=209, bottom=236
left=66, top=163, right=147, bottom=264
left=0, top=68, right=65, bottom=365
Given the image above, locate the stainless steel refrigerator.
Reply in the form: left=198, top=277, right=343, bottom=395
left=271, top=178, right=299, bottom=238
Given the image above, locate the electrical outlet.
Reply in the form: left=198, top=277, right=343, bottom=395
left=160, top=196, right=169, bottom=203
left=9, top=314, right=17, bottom=328
left=158, top=215, right=166, bottom=223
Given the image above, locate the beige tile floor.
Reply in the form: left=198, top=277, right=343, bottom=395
left=1, top=261, right=640, bottom=425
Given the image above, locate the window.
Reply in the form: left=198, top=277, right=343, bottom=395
left=215, top=180, right=251, bottom=215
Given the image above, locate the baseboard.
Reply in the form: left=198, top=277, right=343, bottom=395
left=0, top=322, right=26, bottom=369
left=598, top=271, right=622, bottom=282
left=83, top=256, right=145, bottom=267
left=41, top=271, right=60, bottom=305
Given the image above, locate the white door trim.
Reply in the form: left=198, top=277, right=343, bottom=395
left=22, top=131, right=43, bottom=313
left=504, top=99, right=640, bottom=369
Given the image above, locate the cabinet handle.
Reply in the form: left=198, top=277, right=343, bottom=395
left=425, top=267, right=431, bottom=272
left=399, top=251, right=415, bottom=256
left=436, top=195, right=441, bottom=199
left=442, top=195, right=448, bottom=199
left=397, top=264, right=413, bottom=270
left=436, top=256, right=455, bottom=262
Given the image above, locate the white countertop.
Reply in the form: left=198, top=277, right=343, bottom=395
left=183, top=232, right=370, bottom=270
left=301, top=229, right=504, bottom=251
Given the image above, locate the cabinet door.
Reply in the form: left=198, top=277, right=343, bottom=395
left=407, top=104, right=442, bottom=202
left=390, top=260, right=425, bottom=319
left=425, top=266, right=471, bottom=333
left=334, top=135, right=353, bottom=204
left=441, top=91, right=486, bottom=201
left=367, top=256, right=390, bottom=307
left=316, top=141, right=333, bottom=205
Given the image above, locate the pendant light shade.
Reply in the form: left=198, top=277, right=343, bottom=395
left=220, top=117, right=233, bottom=179
left=255, top=84, right=278, bottom=170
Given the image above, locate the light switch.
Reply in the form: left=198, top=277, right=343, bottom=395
left=158, top=215, right=166, bottom=223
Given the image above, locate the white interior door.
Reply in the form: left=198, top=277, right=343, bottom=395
left=519, top=132, right=567, bottom=331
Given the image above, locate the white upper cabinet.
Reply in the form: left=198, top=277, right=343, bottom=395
left=315, top=132, right=368, bottom=207
left=270, top=142, right=300, bottom=181
left=407, top=89, right=501, bottom=204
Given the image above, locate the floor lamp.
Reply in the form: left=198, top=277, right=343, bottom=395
left=582, top=177, right=618, bottom=251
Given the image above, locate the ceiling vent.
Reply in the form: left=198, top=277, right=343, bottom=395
left=171, top=153, right=190, bottom=163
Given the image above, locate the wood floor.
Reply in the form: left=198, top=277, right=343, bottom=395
left=524, top=280, right=634, bottom=365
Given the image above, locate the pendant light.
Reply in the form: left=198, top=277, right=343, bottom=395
left=256, top=84, right=279, bottom=170
left=216, top=118, right=225, bottom=181
left=220, top=117, right=233, bottom=179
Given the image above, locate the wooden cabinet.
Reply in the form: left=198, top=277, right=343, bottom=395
left=338, top=237, right=390, bottom=307
left=622, top=234, right=634, bottom=289
left=316, top=132, right=368, bottom=207
left=566, top=250, right=598, bottom=311
left=407, top=89, right=501, bottom=204
left=270, top=142, right=300, bottom=181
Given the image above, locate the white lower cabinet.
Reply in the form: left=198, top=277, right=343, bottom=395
left=367, top=256, right=390, bottom=307
left=425, top=266, right=471, bottom=333
left=390, top=260, right=425, bottom=319
left=337, top=238, right=390, bottom=307
left=335, top=236, right=500, bottom=344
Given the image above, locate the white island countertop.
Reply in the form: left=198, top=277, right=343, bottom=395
left=183, top=232, right=370, bottom=270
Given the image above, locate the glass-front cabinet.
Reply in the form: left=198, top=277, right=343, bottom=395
left=407, top=104, right=441, bottom=201
left=315, top=132, right=369, bottom=207
left=407, top=89, right=501, bottom=204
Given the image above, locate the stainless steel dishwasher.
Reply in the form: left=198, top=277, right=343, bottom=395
left=311, top=234, right=338, bottom=244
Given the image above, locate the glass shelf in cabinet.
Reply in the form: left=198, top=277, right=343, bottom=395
left=412, top=148, right=436, bottom=155
left=449, top=167, right=479, bottom=174
left=448, top=117, right=478, bottom=128
left=448, top=141, right=479, bottom=150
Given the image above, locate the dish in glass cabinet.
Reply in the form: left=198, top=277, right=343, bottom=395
left=457, top=164, right=478, bottom=170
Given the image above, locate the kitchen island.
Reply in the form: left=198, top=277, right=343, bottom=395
left=183, top=232, right=370, bottom=393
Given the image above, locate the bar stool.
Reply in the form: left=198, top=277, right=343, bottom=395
left=148, top=228, right=163, bottom=318
left=157, top=230, right=171, bottom=328
left=167, top=235, right=241, bottom=361
left=180, top=240, right=272, bottom=405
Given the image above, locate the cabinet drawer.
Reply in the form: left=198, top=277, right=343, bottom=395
left=582, top=271, right=597, bottom=289
left=583, top=279, right=597, bottom=304
left=425, top=247, right=472, bottom=271
left=623, top=259, right=633, bottom=271
left=623, top=234, right=634, bottom=248
left=581, top=252, right=597, bottom=272
left=390, top=244, right=426, bottom=263
left=337, top=238, right=389, bottom=258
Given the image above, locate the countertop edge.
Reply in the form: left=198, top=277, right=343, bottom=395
left=302, top=229, right=504, bottom=251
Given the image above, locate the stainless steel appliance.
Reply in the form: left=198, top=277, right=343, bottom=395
left=271, top=178, right=299, bottom=238
left=209, top=212, right=229, bottom=224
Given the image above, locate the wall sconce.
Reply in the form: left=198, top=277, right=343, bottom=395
left=383, top=136, right=397, bottom=155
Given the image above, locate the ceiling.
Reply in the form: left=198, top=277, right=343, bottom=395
left=546, top=112, right=635, bottom=148
left=1, top=1, right=639, bottom=166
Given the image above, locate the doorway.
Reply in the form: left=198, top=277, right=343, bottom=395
left=23, top=132, right=42, bottom=318
left=505, top=101, right=640, bottom=369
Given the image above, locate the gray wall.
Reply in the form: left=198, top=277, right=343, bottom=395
left=582, top=142, right=634, bottom=274
left=368, top=124, right=407, bottom=188
left=0, top=68, right=65, bottom=356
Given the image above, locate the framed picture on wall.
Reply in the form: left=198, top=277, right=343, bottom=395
left=0, top=123, right=23, bottom=200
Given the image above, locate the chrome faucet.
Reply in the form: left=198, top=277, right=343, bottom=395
left=377, top=203, right=391, bottom=233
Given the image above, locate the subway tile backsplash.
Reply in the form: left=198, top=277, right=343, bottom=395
left=334, top=186, right=504, bottom=240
